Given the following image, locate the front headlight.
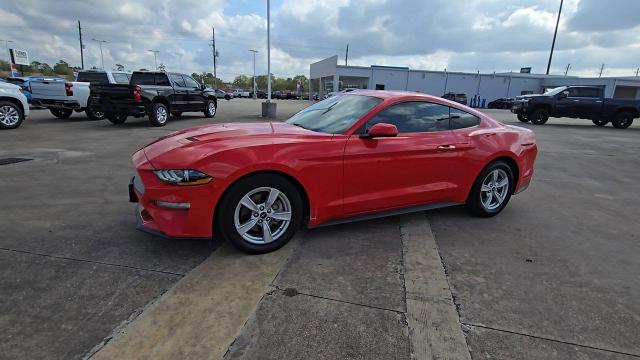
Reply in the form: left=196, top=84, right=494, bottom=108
left=154, top=169, right=212, bottom=186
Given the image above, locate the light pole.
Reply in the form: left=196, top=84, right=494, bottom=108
left=546, top=0, right=563, bottom=75
left=267, top=0, right=271, bottom=102
left=92, top=38, right=107, bottom=69
left=250, top=49, right=259, bottom=99
left=0, top=39, right=14, bottom=65
left=148, top=50, right=160, bottom=70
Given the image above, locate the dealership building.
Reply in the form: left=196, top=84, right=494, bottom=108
left=309, top=55, right=640, bottom=105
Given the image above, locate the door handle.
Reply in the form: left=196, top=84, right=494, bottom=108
left=484, top=132, right=496, bottom=137
left=437, top=145, right=456, bottom=152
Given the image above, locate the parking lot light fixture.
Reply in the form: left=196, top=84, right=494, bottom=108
left=250, top=49, right=259, bottom=99
left=92, top=38, right=108, bottom=70
left=148, top=50, right=160, bottom=70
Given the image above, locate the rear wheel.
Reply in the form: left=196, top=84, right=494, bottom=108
left=106, top=113, right=127, bottom=124
left=148, top=102, right=169, bottom=127
left=217, top=174, right=303, bottom=254
left=517, top=114, right=529, bottom=123
left=466, top=161, right=514, bottom=217
left=592, top=119, right=608, bottom=127
left=0, top=101, right=24, bottom=129
left=85, top=107, right=106, bottom=120
left=529, top=108, right=549, bottom=125
left=611, top=111, right=634, bottom=129
left=50, top=108, right=73, bottom=119
left=204, top=99, right=217, bottom=118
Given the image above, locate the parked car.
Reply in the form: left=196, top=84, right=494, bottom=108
left=487, top=98, right=515, bottom=109
left=442, top=92, right=468, bottom=105
left=128, top=90, right=537, bottom=253
left=214, top=89, right=232, bottom=101
left=5, top=76, right=64, bottom=103
left=249, top=90, right=267, bottom=99
left=232, top=89, right=250, bottom=98
left=0, top=81, right=30, bottom=129
left=28, top=70, right=131, bottom=120
left=511, top=86, right=640, bottom=128
left=89, top=71, right=217, bottom=126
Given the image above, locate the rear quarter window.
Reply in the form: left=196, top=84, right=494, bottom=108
left=77, top=72, right=109, bottom=84
left=449, top=108, right=480, bottom=130
left=130, top=73, right=155, bottom=85
left=112, top=73, right=130, bottom=84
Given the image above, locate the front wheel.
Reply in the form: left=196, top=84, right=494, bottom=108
left=204, top=99, right=217, bottom=118
left=529, top=109, right=549, bottom=125
left=217, top=174, right=303, bottom=254
left=592, top=119, right=608, bottom=127
left=148, top=102, right=169, bottom=127
left=50, top=108, right=73, bottom=119
left=0, top=101, right=24, bottom=129
left=466, top=161, right=514, bottom=217
left=611, top=111, right=634, bottom=129
left=85, top=107, right=106, bottom=120
left=517, top=114, right=529, bottom=123
left=106, top=113, right=127, bottom=124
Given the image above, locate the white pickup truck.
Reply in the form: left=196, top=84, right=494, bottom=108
left=0, top=80, right=30, bottom=129
left=30, top=70, right=130, bottom=120
left=232, top=89, right=250, bottom=98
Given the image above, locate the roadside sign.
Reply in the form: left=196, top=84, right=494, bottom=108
left=520, top=67, right=531, bottom=74
left=9, top=49, right=29, bottom=65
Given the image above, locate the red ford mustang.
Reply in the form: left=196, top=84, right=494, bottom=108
left=129, top=90, right=537, bottom=253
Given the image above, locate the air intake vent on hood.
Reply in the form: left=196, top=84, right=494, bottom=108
left=185, top=136, right=200, bottom=142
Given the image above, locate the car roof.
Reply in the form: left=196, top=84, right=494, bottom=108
left=342, top=89, right=446, bottom=101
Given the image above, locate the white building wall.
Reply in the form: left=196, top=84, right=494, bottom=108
left=407, top=71, right=447, bottom=95
left=506, top=77, right=543, bottom=97
left=370, top=68, right=409, bottom=90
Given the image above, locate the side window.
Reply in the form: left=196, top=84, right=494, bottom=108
left=112, top=73, right=130, bottom=84
left=449, top=108, right=480, bottom=130
left=366, top=101, right=450, bottom=133
left=155, top=74, right=171, bottom=86
left=582, top=88, right=601, bottom=98
left=183, top=76, right=201, bottom=89
left=170, top=74, right=186, bottom=87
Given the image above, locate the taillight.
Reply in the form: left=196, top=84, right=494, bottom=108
left=65, top=82, right=73, bottom=96
left=133, top=85, right=142, bottom=102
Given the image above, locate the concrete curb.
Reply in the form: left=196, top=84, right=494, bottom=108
left=401, top=213, right=472, bottom=360
left=88, top=239, right=296, bottom=360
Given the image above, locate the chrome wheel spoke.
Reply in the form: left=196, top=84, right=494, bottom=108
left=496, top=178, right=508, bottom=188
left=240, top=195, right=259, bottom=211
left=270, top=211, right=291, bottom=221
left=481, top=184, right=491, bottom=192
left=262, top=222, right=273, bottom=243
left=236, top=218, right=259, bottom=235
left=494, top=191, right=504, bottom=204
left=265, top=188, right=280, bottom=208
left=491, top=170, right=498, bottom=184
left=483, top=192, right=493, bottom=208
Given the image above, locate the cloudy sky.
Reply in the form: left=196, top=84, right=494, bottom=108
left=1, top=0, right=639, bottom=80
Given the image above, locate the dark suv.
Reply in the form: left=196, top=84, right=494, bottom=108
left=442, top=92, right=468, bottom=105
left=89, top=71, right=217, bottom=126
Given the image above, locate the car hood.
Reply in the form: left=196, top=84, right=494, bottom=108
left=143, top=122, right=326, bottom=169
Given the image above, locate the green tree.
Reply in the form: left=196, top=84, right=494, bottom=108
left=232, top=75, right=250, bottom=89
left=53, top=60, right=73, bottom=76
left=0, top=60, right=9, bottom=71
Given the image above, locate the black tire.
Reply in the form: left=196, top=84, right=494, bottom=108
left=592, top=119, right=608, bottom=127
left=50, top=108, right=73, bottom=119
left=466, top=160, right=515, bottom=217
left=224, top=94, right=231, bottom=101
left=611, top=111, right=634, bottom=129
left=517, top=114, right=529, bottom=123
left=148, top=102, right=169, bottom=127
left=106, top=113, right=128, bottom=124
left=85, top=107, right=106, bottom=120
left=217, top=174, right=303, bottom=254
left=529, top=108, right=549, bottom=125
left=171, top=111, right=182, bottom=118
left=0, top=101, right=24, bottom=129
left=204, top=98, right=217, bottom=118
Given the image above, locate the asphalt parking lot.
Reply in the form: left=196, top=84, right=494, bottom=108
left=1, top=99, right=639, bottom=359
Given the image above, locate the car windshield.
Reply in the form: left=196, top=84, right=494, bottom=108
left=543, top=86, right=567, bottom=96
left=286, top=95, right=382, bottom=134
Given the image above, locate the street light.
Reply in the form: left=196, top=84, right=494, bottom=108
left=92, top=38, right=108, bottom=69
left=148, top=50, right=160, bottom=70
left=250, top=49, right=259, bottom=99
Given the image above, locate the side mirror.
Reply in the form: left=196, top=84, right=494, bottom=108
left=559, top=91, right=569, bottom=99
left=362, top=123, right=398, bottom=138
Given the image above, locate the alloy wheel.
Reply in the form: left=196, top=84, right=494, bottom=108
left=480, top=169, right=510, bottom=211
left=208, top=102, right=216, bottom=116
left=157, top=106, right=168, bottom=124
left=233, top=187, right=292, bottom=244
left=0, top=105, right=19, bottom=126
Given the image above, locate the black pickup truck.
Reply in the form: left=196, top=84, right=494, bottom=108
left=511, top=86, right=640, bottom=128
left=89, top=71, right=217, bottom=126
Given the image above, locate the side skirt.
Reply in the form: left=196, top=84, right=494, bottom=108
left=312, top=202, right=463, bottom=228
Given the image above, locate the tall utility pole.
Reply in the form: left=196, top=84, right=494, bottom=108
left=148, top=50, right=159, bottom=70
left=92, top=38, right=107, bottom=69
left=250, top=49, right=259, bottom=99
left=345, top=44, right=349, bottom=66
left=635, top=67, right=639, bottom=77
left=599, top=63, right=605, bottom=78
left=78, top=21, right=84, bottom=70
left=211, top=27, right=217, bottom=89
left=267, top=0, right=272, bottom=102
left=546, top=0, right=563, bottom=75
left=564, top=63, right=570, bottom=76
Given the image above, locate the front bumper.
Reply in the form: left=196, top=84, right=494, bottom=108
left=129, top=150, right=220, bottom=239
